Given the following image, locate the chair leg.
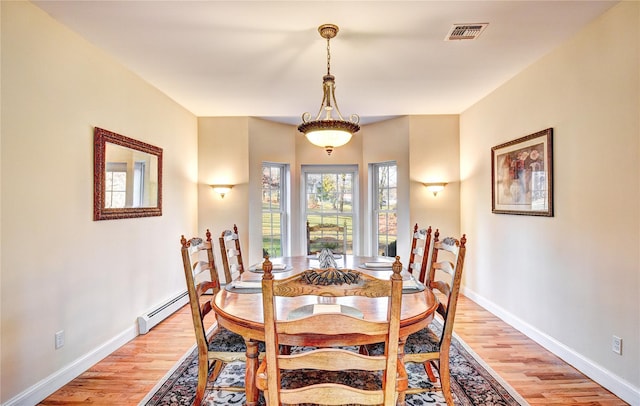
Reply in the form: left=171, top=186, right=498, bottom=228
left=194, top=356, right=211, bottom=406
left=439, top=355, right=454, bottom=406
left=210, top=359, right=225, bottom=383
left=423, top=360, right=437, bottom=382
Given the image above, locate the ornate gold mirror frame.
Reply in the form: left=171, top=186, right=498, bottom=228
left=94, top=127, right=163, bottom=220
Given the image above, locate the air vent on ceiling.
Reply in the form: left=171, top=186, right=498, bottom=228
left=445, top=23, right=488, bottom=41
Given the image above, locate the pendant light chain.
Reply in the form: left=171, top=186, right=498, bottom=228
left=326, top=36, right=331, bottom=76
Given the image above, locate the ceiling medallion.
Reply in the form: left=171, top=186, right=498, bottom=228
left=298, top=24, right=360, bottom=156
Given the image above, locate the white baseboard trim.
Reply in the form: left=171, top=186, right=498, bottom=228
left=3, top=325, right=137, bottom=406
left=462, top=287, right=640, bottom=406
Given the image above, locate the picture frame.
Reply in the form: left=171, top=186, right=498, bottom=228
left=491, top=128, right=553, bottom=216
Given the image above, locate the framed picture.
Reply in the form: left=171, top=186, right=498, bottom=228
left=491, top=128, right=553, bottom=216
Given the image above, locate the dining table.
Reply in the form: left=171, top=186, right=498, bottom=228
left=212, top=254, right=439, bottom=406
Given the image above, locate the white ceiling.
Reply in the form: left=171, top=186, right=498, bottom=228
left=33, top=1, right=618, bottom=124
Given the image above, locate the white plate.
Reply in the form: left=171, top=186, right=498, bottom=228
left=359, top=262, right=393, bottom=270
left=248, top=264, right=292, bottom=273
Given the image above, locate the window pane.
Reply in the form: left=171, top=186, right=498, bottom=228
left=373, top=162, right=397, bottom=257
left=388, top=165, right=397, bottom=187
left=262, top=212, right=281, bottom=257
left=389, top=187, right=397, bottom=210
left=377, top=212, right=397, bottom=256
left=261, top=163, right=287, bottom=257
left=304, top=166, right=356, bottom=255
left=105, top=171, right=127, bottom=208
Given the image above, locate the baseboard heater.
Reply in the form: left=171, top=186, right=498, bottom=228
left=137, top=291, right=189, bottom=334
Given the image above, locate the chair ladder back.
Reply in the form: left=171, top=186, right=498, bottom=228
left=231, top=224, right=244, bottom=268
left=306, top=220, right=348, bottom=255
left=278, top=348, right=387, bottom=371
left=434, top=235, right=467, bottom=349
left=259, top=256, right=405, bottom=406
left=218, top=233, right=233, bottom=284
left=279, top=313, right=390, bottom=336
left=180, top=229, right=220, bottom=353
left=408, top=223, right=420, bottom=271
left=219, top=224, right=244, bottom=283
left=426, top=229, right=441, bottom=286
left=409, top=225, right=433, bottom=282
left=417, top=226, right=432, bottom=283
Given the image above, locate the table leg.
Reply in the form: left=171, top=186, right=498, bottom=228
left=244, top=338, right=259, bottom=406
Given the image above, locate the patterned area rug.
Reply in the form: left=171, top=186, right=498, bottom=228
left=141, top=323, right=529, bottom=406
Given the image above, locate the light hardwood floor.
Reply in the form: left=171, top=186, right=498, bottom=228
left=40, top=294, right=628, bottom=405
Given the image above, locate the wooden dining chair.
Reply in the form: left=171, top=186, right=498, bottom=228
left=306, top=220, right=348, bottom=255
left=256, top=257, right=408, bottom=406
left=402, top=232, right=467, bottom=406
left=219, top=224, right=245, bottom=284
left=180, top=230, right=256, bottom=405
left=407, top=224, right=432, bottom=283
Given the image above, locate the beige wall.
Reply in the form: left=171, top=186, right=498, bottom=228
left=1, top=2, right=198, bottom=403
left=409, top=115, right=460, bottom=240
left=362, top=117, right=411, bottom=257
left=197, top=117, right=250, bottom=277
left=460, top=0, right=639, bottom=397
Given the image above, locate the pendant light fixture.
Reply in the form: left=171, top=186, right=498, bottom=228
left=298, top=24, right=360, bottom=156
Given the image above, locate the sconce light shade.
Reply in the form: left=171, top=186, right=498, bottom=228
left=423, top=182, right=447, bottom=197
left=210, top=184, right=233, bottom=199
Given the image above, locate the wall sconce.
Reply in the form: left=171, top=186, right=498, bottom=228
left=210, top=184, right=233, bottom=199
left=423, top=182, right=447, bottom=197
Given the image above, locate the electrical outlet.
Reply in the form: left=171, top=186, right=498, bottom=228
left=55, top=330, right=65, bottom=349
left=612, top=335, right=622, bottom=355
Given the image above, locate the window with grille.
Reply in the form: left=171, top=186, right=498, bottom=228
left=105, top=162, right=127, bottom=208
left=303, top=165, right=358, bottom=255
left=372, top=162, right=398, bottom=257
left=261, top=163, right=288, bottom=257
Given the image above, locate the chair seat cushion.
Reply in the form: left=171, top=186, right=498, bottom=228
left=404, top=326, right=440, bottom=354
left=277, top=346, right=383, bottom=391
left=208, top=326, right=265, bottom=352
left=280, top=369, right=383, bottom=391
left=367, top=326, right=440, bottom=356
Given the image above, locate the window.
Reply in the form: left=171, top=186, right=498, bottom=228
left=105, top=162, right=127, bottom=208
left=372, top=162, right=398, bottom=256
left=261, top=163, right=288, bottom=257
left=303, top=165, right=357, bottom=255
left=105, top=161, right=148, bottom=209
left=132, top=161, right=145, bottom=207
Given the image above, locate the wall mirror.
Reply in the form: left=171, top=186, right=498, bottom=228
left=94, top=127, right=163, bottom=220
